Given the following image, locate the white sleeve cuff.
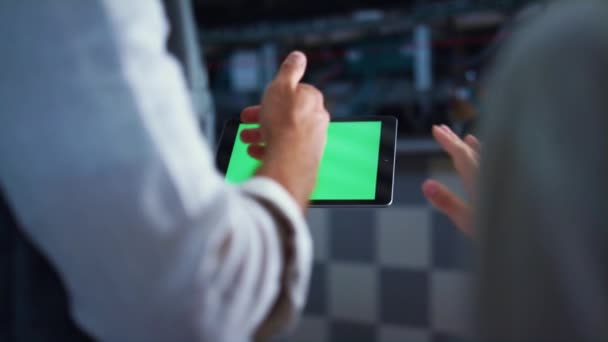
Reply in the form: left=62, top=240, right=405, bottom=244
left=238, top=176, right=313, bottom=332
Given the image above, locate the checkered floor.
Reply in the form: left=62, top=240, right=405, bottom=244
left=283, top=155, right=475, bottom=342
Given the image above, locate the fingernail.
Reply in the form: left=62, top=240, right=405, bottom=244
left=284, top=51, right=305, bottom=66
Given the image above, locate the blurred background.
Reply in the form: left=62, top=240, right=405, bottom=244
left=184, top=1, right=538, bottom=341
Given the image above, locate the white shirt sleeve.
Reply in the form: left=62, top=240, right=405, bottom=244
left=0, top=1, right=312, bottom=341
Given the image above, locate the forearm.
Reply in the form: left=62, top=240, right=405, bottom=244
left=256, top=162, right=313, bottom=213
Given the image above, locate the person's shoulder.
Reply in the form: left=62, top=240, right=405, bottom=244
left=479, top=0, right=608, bottom=141
left=487, top=0, right=608, bottom=82
left=514, top=1, right=608, bottom=55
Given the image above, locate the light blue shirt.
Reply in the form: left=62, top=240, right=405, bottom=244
left=0, top=1, right=311, bottom=341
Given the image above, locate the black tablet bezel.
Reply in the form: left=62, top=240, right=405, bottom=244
left=216, top=116, right=397, bottom=207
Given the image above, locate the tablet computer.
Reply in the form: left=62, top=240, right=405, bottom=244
left=216, top=116, right=397, bottom=207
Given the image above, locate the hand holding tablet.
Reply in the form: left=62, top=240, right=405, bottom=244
left=217, top=116, right=397, bottom=207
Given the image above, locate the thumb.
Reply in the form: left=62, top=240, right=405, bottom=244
left=274, top=51, right=307, bottom=89
left=422, top=179, right=474, bottom=236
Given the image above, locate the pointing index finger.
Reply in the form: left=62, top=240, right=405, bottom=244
left=273, top=51, right=307, bottom=89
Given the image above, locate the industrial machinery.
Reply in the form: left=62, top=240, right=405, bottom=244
left=193, top=0, right=538, bottom=152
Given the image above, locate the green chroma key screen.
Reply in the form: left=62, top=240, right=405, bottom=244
left=226, top=121, right=383, bottom=200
